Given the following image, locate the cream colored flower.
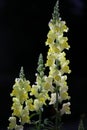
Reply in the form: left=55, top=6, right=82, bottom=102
left=49, top=93, right=56, bottom=105
left=11, top=98, right=22, bottom=117
left=20, top=107, right=30, bottom=124
left=8, top=116, right=16, bottom=130
left=30, top=85, right=38, bottom=97
left=34, top=99, right=41, bottom=111
left=60, top=102, right=71, bottom=115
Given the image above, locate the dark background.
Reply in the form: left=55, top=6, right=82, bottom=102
left=0, top=0, right=87, bottom=128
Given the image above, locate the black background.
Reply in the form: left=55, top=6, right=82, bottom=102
left=0, top=0, right=87, bottom=128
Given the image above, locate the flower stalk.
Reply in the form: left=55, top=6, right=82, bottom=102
left=36, top=53, right=44, bottom=130
left=38, top=109, right=42, bottom=130
left=55, top=85, right=59, bottom=130
left=45, top=0, right=71, bottom=129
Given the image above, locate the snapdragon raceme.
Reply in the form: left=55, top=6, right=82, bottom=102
left=30, top=53, right=50, bottom=130
left=8, top=67, right=33, bottom=130
left=45, top=0, right=71, bottom=130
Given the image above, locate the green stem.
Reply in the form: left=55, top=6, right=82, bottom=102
left=38, top=109, right=42, bottom=130
left=55, top=86, right=59, bottom=130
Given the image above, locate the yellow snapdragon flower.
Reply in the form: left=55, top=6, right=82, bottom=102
left=26, top=99, right=35, bottom=111
left=59, top=91, right=70, bottom=102
left=51, top=44, right=60, bottom=53
left=45, top=53, right=56, bottom=67
left=11, top=98, right=22, bottom=117
left=30, top=85, right=38, bottom=97
left=60, top=102, right=71, bottom=115
left=34, top=99, right=41, bottom=111
left=45, top=1, right=71, bottom=120
left=49, top=93, right=56, bottom=105
left=8, top=117, right=16, bottom=130
left=20, top=107, right=30, bottom=124
left=42, top=76, right=54, bottom=92
left=19, top=89, right=28, bottom=104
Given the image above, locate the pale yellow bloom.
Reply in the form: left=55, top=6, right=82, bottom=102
left=43, top=76, right=54, bottom=92
left=30, top=85, right=38, bottom=97
left=26, top=99, right=35, bottom=111
left=20, top=107, right=30, bottom=124
left=8, top=117, right=16, bottom=130
left=58, top=75, right=67, bottom=87
left=24, top=84, right=31, bottom=92
left=45, top=37, right=54, bottom=45
left=51, top=44, right=60, bottom=53
left=49, top=66, right=60, bottom=77
left=60, top=102, right=71, bottom=115
left=34, top=99, right=41, bottom=111
left=61, top=65, right=71, bottom=74
left=59, top=91, right=70, bottom=102
left=38, top=97, right=46, bottom=105
left=11, top=98, right=22, bottom=117
left=58, top=52, right=66, bottom=63
left=47, top=30, right=56, bottom=40
left=11, top=87, right=20, bottom=97
left=45, top=55, right=55, bottom=67
left=49, top=93, right=56, bottom=105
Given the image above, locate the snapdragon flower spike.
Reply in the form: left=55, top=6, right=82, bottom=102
left=30, top=54, right=50, bottom=112
left=45, top=0, right=71, bottom=116
left=8, top=67, right=32, bottom=130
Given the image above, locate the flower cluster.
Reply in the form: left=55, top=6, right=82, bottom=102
left=8, top=67, right=32, bottom=130
left=8, top=1, right=71, bottom=130
left=45, top=8, right=71, bottom=115
left=8, top=55, right=51, bottom=130
left=43, top=2, right=71, bottom=129
left=30, top=54, right=50, bottom=112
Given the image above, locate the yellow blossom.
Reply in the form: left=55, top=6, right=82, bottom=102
left=54, top=75, right=61, bottom=81
left=61, top=65, right=71, bottom=74
left=43, top=76, right=54, bottom=92
left=34, top=99, right=41, bottom=111
left=11, top=87, right=20, bottom=97
left=45, top=56, right=55, bottom=67
left=49, top=93, right=56, bottom=105
left=19, top=89, right=28, bottom=104
left=11, top=98, right=22, bottom=117
left=47, top=30, right=56, bottom=40
left=51, top=45, right=60, bottom=53
left=26, top=99, right=35, bottom=111
left=8, top=117, right=16, bottom=130
left=60, top=102, right=71, bottom=115
left=45, top=37, right=54, bottom=45
left=12, top=106, right=22, bottom=117
left=60, top=41, right=70, bottom=50
left=24, top=84, right=31, bottom=92
left=38, top=97, right=46, bottom=105
left=43, top=82, right=51, bottom=90
left=21, top=107, right=30, bottom=124
left=49, top=21, right=54, bottom=30
left=59, top=91, right=70, bottom=102
left=21, top=115, right=30, bottom=125
left=30, top=85, right=38, bottom=97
